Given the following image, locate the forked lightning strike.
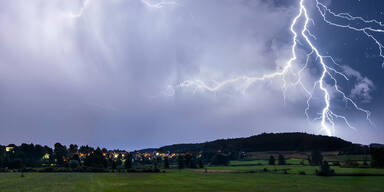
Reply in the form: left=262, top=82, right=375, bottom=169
left=171, top=0, right=383, bottom=136
left=68, top=0, right=91, bottom=18
left=141, top=0, right=177, bottom=8
left=67, top=0, right=175, bottom=19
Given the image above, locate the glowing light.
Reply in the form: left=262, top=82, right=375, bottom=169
left=5, top=147, right=14, bottom=152
left=170, top=0, right=382, bottom=136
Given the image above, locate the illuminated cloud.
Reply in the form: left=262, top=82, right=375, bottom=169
left=0, top=0, right=382, bottom=148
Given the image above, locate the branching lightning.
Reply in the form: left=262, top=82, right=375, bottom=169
left=64, top=0, right=381, bottom=136
left=170, top=0, right=384, bottom=136
left=141, top=0, right=177, bottom=9
left=67, top=0, right=176, bottom=19
left=68, top=0, right=91, bottom=18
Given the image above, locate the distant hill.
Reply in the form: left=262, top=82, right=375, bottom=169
left=153, top=133, right=361, bottom=153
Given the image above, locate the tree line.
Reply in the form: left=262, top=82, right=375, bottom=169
left=158, top=133, right=366, bottom=153
left=0, top=143, right=210, bottom=172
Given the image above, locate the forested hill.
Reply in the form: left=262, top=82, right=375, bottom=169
left=156, top=133, right=361, bottom=153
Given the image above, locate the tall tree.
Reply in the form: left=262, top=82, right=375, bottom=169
left=163, top=157, right=170, bottom=169
left=84, top=148, right=107, bottom=168
left=177, top=155, right=185, bottom=169
left=79, top=145, right=94, bottom=154
left=311, top=150, right=323, bottom=166
left=268, top=155, right=276, bottom=165
left=198, top=158, right=204, bottom=168
left=69, top=144, right=78, bottom=154
left=317, top=161, right=334, bottom=176
left=125, top=153, right=133, bottom=169
left=370, top=144, right=384, bottom=168
left=278, top=154, right=286, bottom=165
left=54, top=143, right=68, bottom=165
left=0, top=146, right=4, bottom=168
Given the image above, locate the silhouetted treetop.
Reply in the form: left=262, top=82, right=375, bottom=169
left=158, top=133, right=357, bottom=153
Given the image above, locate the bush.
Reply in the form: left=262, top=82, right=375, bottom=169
left=299, top=171, right=306, bottom=175
left=38, top=167, right=55, bottom=172
left=210, top=154, right=230, bottom=166
left=69, top=160, right=80, bottom=169
left=361, top=161, right=370, bottom=168
left=21, top=168, right=36, bottom=172
left=198, top=159, right=204, bottom=168
left=278, top=154, right=286, bottom=165
left=316, top=161, right=335, bottom=176
left=268, top=156, right=275, bottom=165
left=311, top=151, right=323, bottom=166
left=0, top=168, right=9, bottom=172
left=370, top=145, right=384, bottom=168
left=332, top=161, right=341, bottom=166
left=37, top=166, right=108, bottom=173
left=342, top=160, right=359, bottom=168
left=7, top=159, right=22, bottom=169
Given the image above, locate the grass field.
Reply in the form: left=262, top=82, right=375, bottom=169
left=1, top=165, right=384, bottom=192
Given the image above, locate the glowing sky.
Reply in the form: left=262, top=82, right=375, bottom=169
left=0, top=0, right=383, bottom=150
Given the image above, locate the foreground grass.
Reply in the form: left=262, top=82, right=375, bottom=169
left=0, top=168, right=384, bottom=192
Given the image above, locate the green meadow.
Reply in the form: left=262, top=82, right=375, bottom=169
left=1, top=162, right=383, bottom=192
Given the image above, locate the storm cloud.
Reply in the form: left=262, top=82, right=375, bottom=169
left=0, top=0, right=382, bottom=149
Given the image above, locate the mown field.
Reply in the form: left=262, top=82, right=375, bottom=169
left=1, top=162, right=384, bottom=192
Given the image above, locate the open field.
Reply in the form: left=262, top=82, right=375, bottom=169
left=1, top=166, right=384, bottom=192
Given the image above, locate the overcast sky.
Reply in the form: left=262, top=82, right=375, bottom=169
left=0, top=0, right=383, bottom=150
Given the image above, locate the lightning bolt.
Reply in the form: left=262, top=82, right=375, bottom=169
left=141, top=0, right=177, bottom=8
left=315, top=1, right=384, bottom=67
left=66, top=0, right=177, bottom=19
left=68, top=0, right=91, bottom=18
left=169, top=0, right=383, bottom=136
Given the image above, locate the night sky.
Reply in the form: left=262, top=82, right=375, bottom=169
left=0, top=0, right=383, bottom=150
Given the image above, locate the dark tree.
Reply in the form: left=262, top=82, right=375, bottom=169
left=54, top=143, right=68, bottom=165
left=184, top=153, right=197, bottom=168
left=69, top=160, right=80, bottom=169
left=69, top=144, right=78, bottom=154
left=112, top=161, right=117, bottom=170
left=278, top=154, right=286, bottom=165
left=13, top=143, right=47, bottom=167
left=125, top=154, right=133, bottom=169
left=79, top=145, right=94, bottom=154
left=268, top=155, right=276, bottom=165
left=84, top=148, right=107, bottom=169
left=43, top=145, right=54, bottom=164
left=210, top=154, right=229, bottom=166
left=198, top=158, right=204, bottom=168
left=163, top=157, right=170, bottom=169
left=316, top=161, right=335, bottom=176
left=152, top=159, right=159, bottom=170
left=311, top=150, right=323, bottom=166
left=158, top=133, right=356, bottom=153
left=177, top=155, right=185, bottom=169
left=0, top=146, right=4, bottom=168
left=71, top=154, right=81, bottom=162
left=343, top=160, right=359, bottom=168
left=7, top=159, right=22, bottom=169
left=370, top=144, right=384, bottom=168
left=184, top=154, right=192, bottom=168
